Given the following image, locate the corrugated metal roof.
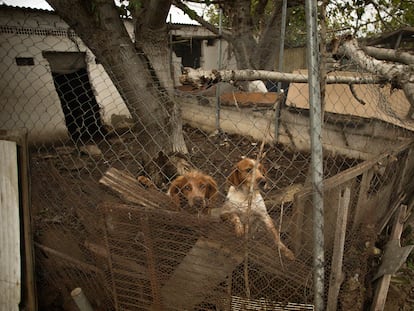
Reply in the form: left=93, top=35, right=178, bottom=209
left=0, top=2, right=53, bottom=12
left=0, top=2, right=202, bottom=25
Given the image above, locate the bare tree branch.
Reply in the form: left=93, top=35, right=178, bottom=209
left=252, top=0, right=269, bottom=26
left=180, top=67, right=384, bottom=85
left=363, top=46, right=414, bottom=65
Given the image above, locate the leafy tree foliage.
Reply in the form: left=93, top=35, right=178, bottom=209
left=328, top=0, right=414, bottom=37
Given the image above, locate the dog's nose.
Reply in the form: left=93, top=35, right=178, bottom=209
left=257, top=177, right=266, bottom=190
left=192, top=196, right=205, bottom=208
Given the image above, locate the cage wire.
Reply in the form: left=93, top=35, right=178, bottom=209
left=1, top=4, right=414, bottom=311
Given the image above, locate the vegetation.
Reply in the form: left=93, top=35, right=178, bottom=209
left=328, top=0, right=414, bottom=36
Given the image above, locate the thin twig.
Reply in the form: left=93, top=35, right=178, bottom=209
left=278, top=202, right=285, bottom=270
left=242, top=97, right=283, bottom=294
left=232, top=91, right=241, bottom=111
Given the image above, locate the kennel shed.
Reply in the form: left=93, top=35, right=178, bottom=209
left=80, top=136, right=414, bottom=311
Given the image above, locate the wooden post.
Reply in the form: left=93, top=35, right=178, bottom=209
left=0, top=139, right=21, bottom=311
left=326, top=186, right=350, bottom=311
left=0, top=129, right=37, bottom=311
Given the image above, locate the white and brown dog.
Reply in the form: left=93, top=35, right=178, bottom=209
left=221, top=158, right=295, bottom=260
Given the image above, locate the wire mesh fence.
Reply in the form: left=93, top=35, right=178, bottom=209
left=1, top=4, right=414, bottom=311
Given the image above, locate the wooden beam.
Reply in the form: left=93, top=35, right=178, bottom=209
left=371, top=204, right=407, bottom=311
left=327, top=186, right=351, bottom=311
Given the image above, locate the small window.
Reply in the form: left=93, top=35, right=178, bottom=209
left=16, top=57, right=34, bottom=66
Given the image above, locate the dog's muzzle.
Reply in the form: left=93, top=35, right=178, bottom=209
left=192, top=196, right=206, bottom=208
left=257, top=177, right=266, bottom=190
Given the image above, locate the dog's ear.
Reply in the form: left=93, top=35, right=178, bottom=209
left=259, top=163, right=267, bottom=176
left=227, top=166, right=240, bottom=186
left=168, top=176, right=186, bottom=206
left=204, top=176, right=218, bottom=200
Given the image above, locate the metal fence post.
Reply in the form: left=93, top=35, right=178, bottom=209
left=276, top=0, right=287, bottom=93
left=215, top=8, right=223, bottom=132
left=305, top=0, right=325, bottom=310
left=274, top=0, right=287, bottom=143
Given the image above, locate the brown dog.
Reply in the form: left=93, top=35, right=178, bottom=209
left=221, top=158, right=295, bottom=260
left=167, top=170, right=218, bottom=215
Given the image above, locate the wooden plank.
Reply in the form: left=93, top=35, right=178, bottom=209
left=140, top=216, right=162, bottom=310
left=396, top=146, right=414, bottom=195
left=0, top=129, right=37, bottom=311
left=99, top=167, right=175, bottom=210
left=377, top=193, right=406, bottom=235
left=159, top=232, right=244, bottom=310
left=291, top=193, right=307, bottom=255
left=0, top=140, right=20, bottom=311
left=351, top=168, right=374, bottom=230
left=220, top=92, right=280, bottom=108
left=371, top=205, right=407, bottom=311
left=295, top=138, right=414, bottom=202
left=327, top=186, right=351, bottom=311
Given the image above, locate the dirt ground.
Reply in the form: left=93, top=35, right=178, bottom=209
left=29, top=125, right=414, bottom=310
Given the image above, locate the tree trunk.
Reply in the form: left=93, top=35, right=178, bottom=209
left=225, top=0, right=258, bottom=69
left=252, top=2, right=283, bottom=71
left=133, top=1, right=187, bottom=155
left=47, top=0, right=188, bottom=181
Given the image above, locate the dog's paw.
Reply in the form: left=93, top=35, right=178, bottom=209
left=283, top=248, right=296, bottom=261
left=234, top=223, right=245, bottom=237
left=137, top=176, right=156, bottom=189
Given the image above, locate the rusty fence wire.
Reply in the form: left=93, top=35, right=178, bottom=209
left=1, top=5, right=414, bottom=311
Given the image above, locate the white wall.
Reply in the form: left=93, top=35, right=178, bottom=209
left=0, top=7, right=130, bottom=144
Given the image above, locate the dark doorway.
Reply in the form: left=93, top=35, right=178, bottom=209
left=43, top=52, right=106, bottom=143
left=172, top=36, right=202, bottom=68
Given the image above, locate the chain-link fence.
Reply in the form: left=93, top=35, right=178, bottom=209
left=2, top=4, right=414, bottom=311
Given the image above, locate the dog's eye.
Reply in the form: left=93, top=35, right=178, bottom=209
left=245, top=167, right=252, bottom=173
left=184, top=184, right=191, bottom=191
